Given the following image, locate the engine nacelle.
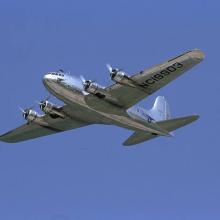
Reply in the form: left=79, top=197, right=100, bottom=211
left=110, top=70, right=126, bottom=82
left=39, top=100, right=65, bottom=118
left=23, top=109, right=40, bottom=122
left=83, top=80, right=107, bottom=98
left=40, top=100, right=55, bottom=114
left=110, top=70, right=136, bottom=88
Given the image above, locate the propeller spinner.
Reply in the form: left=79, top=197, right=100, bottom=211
left=19, top=106, right=38, bottom=121
left=38, top=96, right=51, bottom=111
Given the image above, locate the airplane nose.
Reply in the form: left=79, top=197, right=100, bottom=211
left=43, top=73, right=57, bottom=82
left=43, top=74, right=52, bottom=84
left=43, top=74, right=49, bottom=81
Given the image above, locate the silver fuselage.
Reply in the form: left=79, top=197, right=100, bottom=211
left=43, top=73, right=157, bottom=133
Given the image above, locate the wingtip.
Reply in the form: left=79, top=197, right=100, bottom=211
left=189, top=49, right=205, bottom=62
left=0, top=133, right=17, bottom=143
left=122, top=141, right=132, bottom=147
left=191, top=114, right=200, bottom=121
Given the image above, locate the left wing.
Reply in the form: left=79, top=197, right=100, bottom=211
left=105, top=49, right=204, bottom=109
left=0, top=106, right=90, bottom=143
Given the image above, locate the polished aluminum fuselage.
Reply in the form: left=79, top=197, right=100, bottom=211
left=43, top=74, right=158, bottom=133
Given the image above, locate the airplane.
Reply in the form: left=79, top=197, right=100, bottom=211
left=0, top=49, right=205, bottom=146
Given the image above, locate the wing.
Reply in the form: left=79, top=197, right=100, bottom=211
left=123, top=115, right=199, bottom=146
left=106, top=49, right=204, bottom=109
left=0, top=105, right=90, bottom=143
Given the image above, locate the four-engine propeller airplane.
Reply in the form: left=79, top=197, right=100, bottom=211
left=0, top=49, right=204, bottom=146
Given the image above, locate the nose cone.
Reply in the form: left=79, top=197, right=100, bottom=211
left=43, top=74, right=50, bottom=82
left=189, top=49, right=205, bottom=62
left=43, top=73, right=57, bottom=83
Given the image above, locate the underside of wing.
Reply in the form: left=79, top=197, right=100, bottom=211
left=106, top=49, right=204, bottom=109
left=0, top=106, right=90, bottom=143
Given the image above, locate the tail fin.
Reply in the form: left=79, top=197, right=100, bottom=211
left=149, top=96, right=171, bottom=121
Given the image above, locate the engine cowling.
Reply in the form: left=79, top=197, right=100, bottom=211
left=83, top=80, right=106, bottom=98
left=40, top=100, right=55, bottom=114
left=22, top=109, right=39, bottom=122
left=110, top=70, right=126, bottom=82
left=110, top=70, right=137, bottom=88
left=39, top=100, right=65, bottom=118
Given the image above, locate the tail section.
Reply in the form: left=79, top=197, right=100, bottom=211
left=123, top=96, right=200, bottom=146
left=149, top=96, right=171, bottom=121
left=123, top=115, right=199, bottom=146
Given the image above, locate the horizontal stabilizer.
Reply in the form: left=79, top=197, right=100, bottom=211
left=123, top=115, right=199, bottom=146
left=156, top=115, right=199, bottom=131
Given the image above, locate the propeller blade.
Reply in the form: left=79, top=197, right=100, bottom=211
left=36, top=95, right=51, bottom=106
left=45, top=95, right=51, bottom=101
left=80, top=75, right=86, bottom=83
left=106, top=64, right=113, bottom=73
left=19, top=107, right=25, bottom=113
left=35, top=100, right=43, bottom=105
left=28, top=105, right=35, bottom=110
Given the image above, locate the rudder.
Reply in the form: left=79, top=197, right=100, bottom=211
left=149, top=96, right=171, bottom=121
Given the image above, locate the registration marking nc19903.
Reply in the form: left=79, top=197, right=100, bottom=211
left=138, top=62, right=184, bottom=88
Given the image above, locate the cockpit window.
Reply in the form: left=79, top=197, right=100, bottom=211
left=49, top=72, right=64, bottom=77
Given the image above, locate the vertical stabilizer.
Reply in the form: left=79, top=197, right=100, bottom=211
left=149, top=96, right=171, bottom=121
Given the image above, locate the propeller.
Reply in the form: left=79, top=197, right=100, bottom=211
left=39, top=101, right=47, bottom=111
left=37, top=95, right=51, bottom=111
left=19, top=107, right=25, bottom=113
left=80, top=75, right=86, bottom=83
left=19, top=106, right=34, bottom=120
left=38, top=95, right=50, bottom=103
left=80, top=75, right=95, bottom=92
left=106, top=64, right=113, bottom=73
left=106, top=63, right=121, bottom=80
left=80, top=75, right=88, bottom=89
left=83, top=80, right=93, bottom=91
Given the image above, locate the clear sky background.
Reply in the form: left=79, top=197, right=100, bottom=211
left=0, top=0, right=219, bottom=219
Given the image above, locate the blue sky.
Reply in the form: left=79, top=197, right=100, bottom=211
left=0, top=0, right=220, bottom=219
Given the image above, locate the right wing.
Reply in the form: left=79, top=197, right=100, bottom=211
left=0, top=105, right=90, bottom=143
left=123, top=115, right=199, bottom=146
left=105, top=49, right=204, bottom=109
